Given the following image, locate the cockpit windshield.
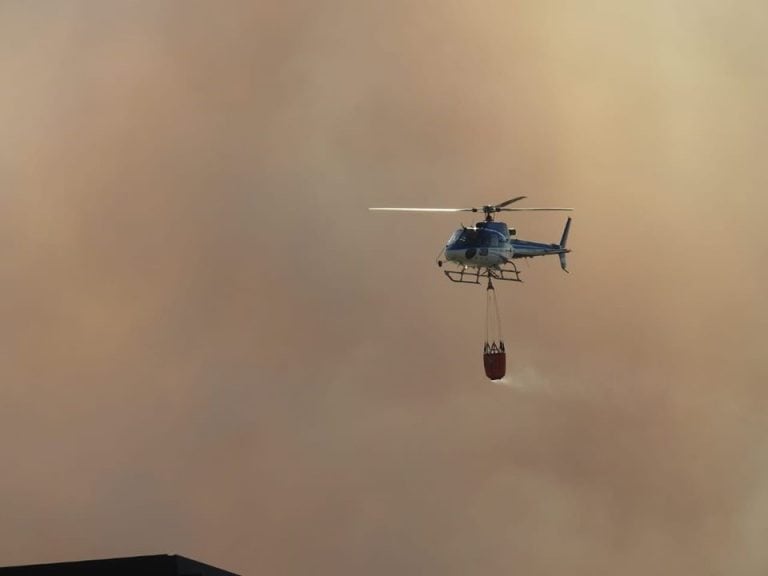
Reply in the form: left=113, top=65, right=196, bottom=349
left=447, top=227, right=504, bottom=248
left=447, top=229, right=463, bottom=245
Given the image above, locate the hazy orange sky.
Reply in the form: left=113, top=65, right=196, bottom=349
left=2, top=2, right=767, bottom=574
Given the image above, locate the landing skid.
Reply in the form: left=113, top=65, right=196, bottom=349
left=443, top=264, right=522, bottom=284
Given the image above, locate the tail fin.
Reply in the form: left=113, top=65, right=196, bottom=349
left=558, top=217, right=572, bottom=272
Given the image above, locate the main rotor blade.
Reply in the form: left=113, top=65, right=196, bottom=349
left=494, top=196, right=527, bottom=208
left=369, top=207, right=472, bottom=212
left=498, top=207, right=573, bottom=212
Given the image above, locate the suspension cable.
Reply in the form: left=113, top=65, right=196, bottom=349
left=485, top=275, right=504, bottom=347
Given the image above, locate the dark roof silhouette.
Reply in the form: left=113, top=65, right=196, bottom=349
left=0, top=554, right=239, bottom=576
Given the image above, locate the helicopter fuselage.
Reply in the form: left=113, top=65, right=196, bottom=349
left=443, top=220, right=570, bottom=269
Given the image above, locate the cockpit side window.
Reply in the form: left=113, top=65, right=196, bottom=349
left=462, top=229, right=478, bottom=244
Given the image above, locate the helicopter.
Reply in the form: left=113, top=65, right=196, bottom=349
left=370, top=196, right=573, bottom=284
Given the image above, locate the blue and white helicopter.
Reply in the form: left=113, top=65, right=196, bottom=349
left=370, top=196, right=573, bottom=284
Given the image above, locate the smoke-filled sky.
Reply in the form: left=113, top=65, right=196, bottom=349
left=2, top=1, right=768, bottom=574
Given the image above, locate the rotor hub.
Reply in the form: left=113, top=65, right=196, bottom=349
left=480, top=205, right=498, bottom=221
